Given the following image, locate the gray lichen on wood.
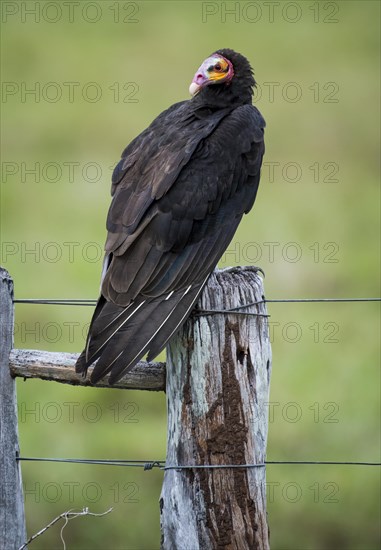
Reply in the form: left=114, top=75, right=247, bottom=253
left=0, top=268, right=27, bottom=549
left=160, top=267, right=271, bottom=550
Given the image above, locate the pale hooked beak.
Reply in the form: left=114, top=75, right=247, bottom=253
left=189, top=82, right=201, bottom=96
left=189, top=66, right=208, bottom=96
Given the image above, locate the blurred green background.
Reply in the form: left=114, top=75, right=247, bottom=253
left=1, top=1, right=380, bottom=548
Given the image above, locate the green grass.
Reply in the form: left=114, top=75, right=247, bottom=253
left=1, top=1, right=380, bottom=548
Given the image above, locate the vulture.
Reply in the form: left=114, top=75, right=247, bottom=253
left=76, top=48, right=265, bottom=384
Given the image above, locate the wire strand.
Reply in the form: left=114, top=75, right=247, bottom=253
left=14, top=299, right=96, bottom=306
left=16, top=457, right=165, bottom=468
left=16, top=457, right=381, bottom=469
left=13, top=297, right=381, bottom=310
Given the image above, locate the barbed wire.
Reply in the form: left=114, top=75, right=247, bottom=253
left=16, top=456, right=381, bottom=470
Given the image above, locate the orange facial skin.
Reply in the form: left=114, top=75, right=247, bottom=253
left=189, top=55, right=234, bottom=96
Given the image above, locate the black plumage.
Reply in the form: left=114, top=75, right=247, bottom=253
left=76, top=49, right=265, bottom=384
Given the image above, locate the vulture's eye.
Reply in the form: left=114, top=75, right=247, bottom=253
left=214, top=63, right=222, bottom=71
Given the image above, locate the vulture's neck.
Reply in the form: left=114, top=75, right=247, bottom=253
left=191, top=83, right=253, bottom=110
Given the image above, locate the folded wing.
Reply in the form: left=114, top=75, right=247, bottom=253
left=76, top=103, right=265, bottom=384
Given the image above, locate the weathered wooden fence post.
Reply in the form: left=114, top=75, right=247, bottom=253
left=0, top=268, right=27, bottom=549
left=160, top=267, right=271, bottom=550
left=3, top=265, right=270, bottom=549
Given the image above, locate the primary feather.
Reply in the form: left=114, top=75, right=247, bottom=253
left=76, top=48, right=265, bottom=384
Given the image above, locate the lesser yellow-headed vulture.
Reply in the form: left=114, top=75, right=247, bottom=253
left=76, top=49, right=265, bottom=384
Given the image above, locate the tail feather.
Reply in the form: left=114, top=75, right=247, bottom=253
left=76, top=281, right=205, bottom=385
left=75, top=299, right=145, bottom=375
left=107, top=284, right=203, bottom=384
left=146, top=279, right=206, bottom=361
left=90, top=297, right=168, bottom=383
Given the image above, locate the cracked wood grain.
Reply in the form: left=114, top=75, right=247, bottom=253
left=160, top=267, right=271, bottom=550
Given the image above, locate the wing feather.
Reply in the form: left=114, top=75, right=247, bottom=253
left=76, top=101, right=265, bottom=384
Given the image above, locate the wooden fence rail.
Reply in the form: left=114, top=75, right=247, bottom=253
left=1, top=266, right=272, bottom=550
left=9, top=349, right=165, bottom=391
